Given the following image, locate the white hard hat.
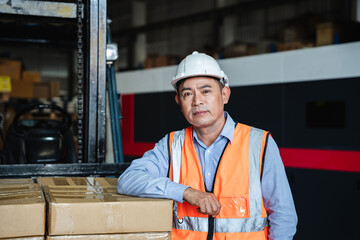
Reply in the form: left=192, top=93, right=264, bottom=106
left=171, top=51, right=229, bottom=90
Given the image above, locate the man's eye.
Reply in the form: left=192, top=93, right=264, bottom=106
left=203, top=90, right=210, bottom=94
left=183, top=92, right=191, bottom=97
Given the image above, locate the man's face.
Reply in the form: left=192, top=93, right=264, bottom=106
left=175, top=76, right=230, bottom=129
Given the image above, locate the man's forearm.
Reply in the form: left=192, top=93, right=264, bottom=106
left=118, top=169, right=188, bottom=202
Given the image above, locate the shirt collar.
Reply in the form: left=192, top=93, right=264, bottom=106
left=192, top=111, right=236, bottom=145
left=221, top=111, right=235, bottom=144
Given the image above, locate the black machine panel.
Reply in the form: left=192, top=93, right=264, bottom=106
left=134, top=77, right=360, bottom=151
left=286, top=167, right=360, bottom=240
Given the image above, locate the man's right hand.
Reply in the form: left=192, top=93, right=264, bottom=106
left=182, top=187, right=221, bottom=217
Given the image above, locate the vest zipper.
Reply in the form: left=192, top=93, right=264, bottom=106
left=207, top=215, right=214, bottom=240
left=206, top=137, right=231, bottom=240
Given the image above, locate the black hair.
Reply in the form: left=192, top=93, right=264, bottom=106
left=175, top=76, right=224, bottom=94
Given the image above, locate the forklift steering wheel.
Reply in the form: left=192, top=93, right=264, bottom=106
left=13, top=104, right=72, bottom=134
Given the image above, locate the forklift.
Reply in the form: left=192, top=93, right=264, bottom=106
left=0, top=0, right=129, bottom=178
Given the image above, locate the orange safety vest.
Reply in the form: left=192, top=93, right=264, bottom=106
left=168, top=123, right=269, bottom=240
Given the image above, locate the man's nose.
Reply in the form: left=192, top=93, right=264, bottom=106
left=192, top=92, right=203, bottom=106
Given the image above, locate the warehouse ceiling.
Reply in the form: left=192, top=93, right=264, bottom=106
left=0, top=0, right=356, bottom=60
left=0, top=0, right=78, bottom=47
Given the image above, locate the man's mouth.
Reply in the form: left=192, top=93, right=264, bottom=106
left=193, top=110, right=208, bottom=116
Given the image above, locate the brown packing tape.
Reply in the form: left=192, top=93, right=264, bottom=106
left=92, top=177, right=118, bottom=188
left=37, top=177, right=118, bottom=189
left=42, top=186, right=115, bottom=204
left=37, top=177, right=70, bottom=186
left=37, top=177, right=92, bottom=187
left=0, top=183, right=44, bottom=205
left=43, top=186, right=99, bottom=193
left=0, top=193, right=44, bottom=205
left=46, top=232, right=171, bottom=240
left=37, top=177, right=118, bottom=195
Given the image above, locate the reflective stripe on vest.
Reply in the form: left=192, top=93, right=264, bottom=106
left=170, top=125, right=268, bottom=233
left=171, top=129, right=185, bottom=184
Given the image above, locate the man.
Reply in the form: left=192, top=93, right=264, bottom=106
left=118, top=51, right=297, bottom=239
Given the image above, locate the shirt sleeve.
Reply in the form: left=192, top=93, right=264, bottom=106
left=261, top=136, right=298, bottom=240
left=117, top=134, right=189, bottom=203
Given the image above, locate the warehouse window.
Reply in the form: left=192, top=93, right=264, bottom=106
left=306, top=100, right=346, bottom=128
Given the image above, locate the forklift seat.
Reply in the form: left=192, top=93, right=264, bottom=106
left=1, top=104, right=77, bottom=164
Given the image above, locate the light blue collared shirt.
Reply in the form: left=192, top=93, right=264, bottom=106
left=118, top=112, right=297, bottom=240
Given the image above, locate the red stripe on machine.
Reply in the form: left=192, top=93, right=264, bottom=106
left=280, top=148, right=360, bottom=173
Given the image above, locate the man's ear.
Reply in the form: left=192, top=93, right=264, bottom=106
left=222, top=86, right=231, bottom=104
left=175, top=94, right=180, bottom=105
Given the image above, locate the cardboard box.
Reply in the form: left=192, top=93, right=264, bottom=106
left=22, top=71, right=41, bottom=82
left=223, top=43, right=257, bottom=58
left=9, top=81, right=34, bottom=98
left=9, top=80, right=60, bottom=99
left=41, top=177, right=173, bottom=236
left=0, top=59, right=22, bottom=82
left=316, top=22, right=341, bottom=46
left=143, top=56, right=156, bottom=69
left=0, top=182, right=46, bottom=239
left=276, top=41, right=314, bottom=52
left=33, top=81, right=60, bottom=98
left=44, top=188, right=173, bottom=236
left=48, top=81, right=60, bottom=97
left=0, top=92, right=10, bottom=102
left=144, top=55, right=177, bottom=68
left=33, top=82, right=49, bottom=98
left=46, top=232, right=170, bottom=239
left=154, top=55, right=176, bottom=67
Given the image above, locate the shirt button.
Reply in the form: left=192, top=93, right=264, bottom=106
left=207, top=149, right=211, bottom=153
left=207, top=172, right=211, bottom=176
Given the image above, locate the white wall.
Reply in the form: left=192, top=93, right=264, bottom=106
left=116, top=42, right=360, bottom=94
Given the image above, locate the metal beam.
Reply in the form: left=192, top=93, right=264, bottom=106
left=97, top=0, right=107, bottom=162
left=0, top=0, right=77, bottom=18
left=85, top=0, right=107, bottom=163
left=0, top=163, right=130, bottom=178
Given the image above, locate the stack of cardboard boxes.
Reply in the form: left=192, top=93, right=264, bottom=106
left=0, top=177, right=172, bottom=240
left=143, top=55, right=179, bottom=69
left=0, top=58, right=60, bottom=99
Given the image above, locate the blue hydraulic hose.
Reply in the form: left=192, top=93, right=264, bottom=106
left=107, top=26, right=124, bottom=163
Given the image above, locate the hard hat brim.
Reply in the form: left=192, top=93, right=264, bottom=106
left=171, top=74, right=224, bottom=90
